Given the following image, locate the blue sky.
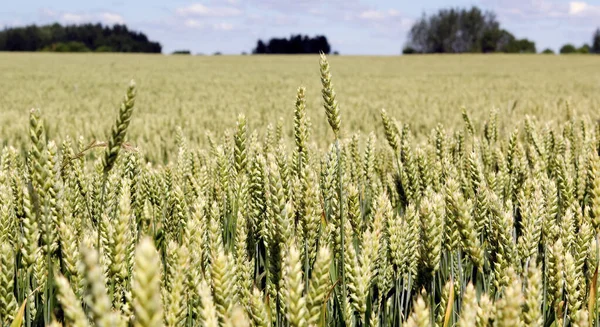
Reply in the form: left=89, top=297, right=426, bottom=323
left=2, top=0, right=600, bottom=54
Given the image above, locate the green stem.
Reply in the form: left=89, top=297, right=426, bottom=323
left=26, top=270, right=31, bottom=327
left=299, top=150, right=310, bottom=292
left=44, top=244, right=53, bottom=325
left=335, top=139, right=347, bottom=307
left=404, top=273, right=413, bottom=319
left=98, top=172, right=109, bottom=250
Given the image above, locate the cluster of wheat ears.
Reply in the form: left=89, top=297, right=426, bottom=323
left=0, top=53, right=598, bottom=327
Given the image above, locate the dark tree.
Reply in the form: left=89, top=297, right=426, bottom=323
left=42, top=41, right=90, bottom=52
left=541, top=48, right=555, bottom=54
left=254, top=40, right=267, bottom=54
left=502, top=38, right=536, bottom=53
left=481, top=28, right=513, bottom=53
left=252, top=34, right=330, bottom=54
left=578, top=44, right=590, bottom=53
left=172, top=50, right=191, bottom=55
left=560, top=44, right=577, bottom=54
left=593, top=28, right=600, bottom=54
left=0, top=23, right=162, bottom=53
left=402, top=46, right=418, bottom=54
left=403, top=6, right=535, bottom=54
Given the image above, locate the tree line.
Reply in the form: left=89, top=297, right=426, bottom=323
left=403, top=7, right=535, bottom=54
left=555, top=28, right=600, bottom=54
left=1, top=9, right=599, bottom=55
left=171, top=35, right=333, bottom=55
left=0, top=23, right=161, bottom=53
left=252, top=34, right=331, bottom=54
left=403, top=6, right=600, bottom=54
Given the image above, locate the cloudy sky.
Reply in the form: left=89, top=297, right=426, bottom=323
left=2, top=0, right=600, bottom=54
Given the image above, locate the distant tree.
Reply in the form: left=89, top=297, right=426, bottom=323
left=333, top=51, right=340, bottom=55
left=502, top=38, right=536, bottom=53
left=252, top=34, right=330, bottom=54
left=241, top=51, right=248, bottom=55
left=578, top=43, right=590, bottom=53
left=42, top=41, right=90, bottom=52
left=541, top=48, right=555, bottom=54
left=402, top=46, right=418, bottom=54
left=560, top=44, right=577, bottom=54
left=172, top=50, right=191, bottom=55
left=481, top=28, right=514, bottom=53
left=213, top=51, right=222, bottom=56
left=0, top=23, right=162, bottom=53
left=254, top=40, right=267, bottom=54
left=95, top=45, right=114, bottom=52
left=405, top=7, right=498, bottom=53
left=404, top=6, right=535, bottom=54
left=592, top=28, right=600, bottom=54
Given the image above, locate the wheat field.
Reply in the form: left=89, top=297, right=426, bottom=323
left=1, top=53, right=600, bottom=161
left=0, top=53, right=599, bottom=326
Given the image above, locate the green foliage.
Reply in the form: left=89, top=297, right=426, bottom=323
left=42, top=41, right=91, bottom=52
left=0, top=22, right=161, bottom=52
left=95, top=45, right=114, bottom=52
left=405, top=6, right=536, bottom=53
left=560, top=43, right=578, bottom=54
left=578, top=43, right=591, bottom=53
left=541, top=48, right=555, bottom=54
left=592, top=28, right=600, bottom=54
left=402, top=46, right=418, bottom=54
left=502, top=37, right=536, bottom=53
left=559, top=38, right=596, bottom=54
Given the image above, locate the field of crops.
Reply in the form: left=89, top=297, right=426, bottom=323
left=0, top=52, right=600, bottom=327
left=1, top=53, right=600, bottom=161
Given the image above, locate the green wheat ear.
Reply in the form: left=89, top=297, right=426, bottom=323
left=380, top=108, right=399, bottom=152
left=132, top=237, right=163, bottom=327
left=102, top=80, right=136, bottom=175
left=79, top=243, right=121, bottom=327
left=55, top=273, right=89, bottom=327
left=319, top=52, right=340, bottom=138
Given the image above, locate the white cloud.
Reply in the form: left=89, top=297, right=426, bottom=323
left=184, top=19, right=204, bottom=28
left=39, top=8, right=57, bottom=18
left=212, top=22, right=234, bottom=31
left=245, top=0, right=365, bottom=17
left=182, top=19, right=234, bottom=31
left=348, top=8, right=412, bottom=34
left=568, top=1, right=600, bottom=16
left=358, top=9, right=401, bottom=21
left=570, top=1, right=587, bottom=14
left=399, top=17, right=415, bottom=30
left=38, top=10, right=125, bottom=25
left=176, top=3, right=242, bottom=17
left=61, top=13, right=89, bottom=24
left=244, top=13, right=295, bottom=27
left=485, top=0, right=600, bottom=20
left=358, top=10, right=386, bottom=20
left=100, top=12, right=125, bottom=24
left=530, top=0, right=563, bottom=17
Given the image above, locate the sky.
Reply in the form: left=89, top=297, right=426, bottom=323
left=2, top=0, right=600, bottom=54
